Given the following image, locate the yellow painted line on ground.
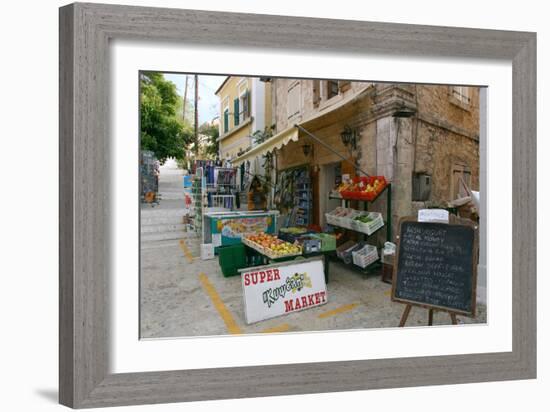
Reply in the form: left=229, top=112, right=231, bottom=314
left=384, top=290, right=392, bottom=297
left=260, top=324, right=291, bottom=334
left=317, top=303, right=360, bottom=319
left=198, top=272, right=243, bottom=335
left=179, top=239, right=194, bottom=263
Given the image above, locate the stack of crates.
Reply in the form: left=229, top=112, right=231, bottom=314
left=336, top=241, right=369, bottom=265
left=218, top=243, right=247, bottom=277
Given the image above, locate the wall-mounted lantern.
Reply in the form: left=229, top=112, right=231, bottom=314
left=302, top=144, right=313, bottom=157
left=340, top=125, right=357, bottom=150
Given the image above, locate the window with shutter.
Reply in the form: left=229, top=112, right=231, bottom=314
left=234, top=98, right=240, bottom=126
left=327, top=80, right=339, bottom=99
left=223, top=109, right=229, bottom=133
left=287, top=82, right=301, bottom=118
left=241, top=91, right=250, bottom=121
left=450, top=163, right=472, bottom=200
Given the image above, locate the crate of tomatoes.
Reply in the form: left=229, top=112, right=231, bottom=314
left=340, top=176, right=387, bottom=201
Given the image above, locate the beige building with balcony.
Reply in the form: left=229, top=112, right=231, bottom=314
left=215, top=76, right=272, bottom=161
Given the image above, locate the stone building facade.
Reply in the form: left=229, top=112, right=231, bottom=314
left=268, top=79, right=480, bottom=239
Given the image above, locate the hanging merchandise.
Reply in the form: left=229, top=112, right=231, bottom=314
left=189, top=167, right=204, bottom=233
left=214, top=167, right=237, bottom=193
left=193, top=159, right=218, bottom=186
left=246, top=176, right=267, bottom=211
left=275, top=166, right=311, bottom=227
left=293, top=167, right=312, bottom=226
left=189, top=161, right=244, bottom=244
left=275, top=169, right=294, bottom=210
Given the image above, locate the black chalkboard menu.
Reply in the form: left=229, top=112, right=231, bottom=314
left=392, top=218, right=478, bottom=316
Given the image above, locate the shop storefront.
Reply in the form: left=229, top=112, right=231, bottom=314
left=188, top=83, right=483, bottom=326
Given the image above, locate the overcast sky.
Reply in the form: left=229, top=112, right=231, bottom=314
left=163, top=73, right=226, bottom=125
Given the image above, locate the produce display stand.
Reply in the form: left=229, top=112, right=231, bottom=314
left=204, top=210, right=278, bottom=250
left=328, top=183, right=392, bottom=274
left=241, top=242, right=332, bottom=284
left=241, top=236, right=302, bottom=260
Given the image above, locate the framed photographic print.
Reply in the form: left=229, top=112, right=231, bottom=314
left=59, top=2, right=536, bottom=408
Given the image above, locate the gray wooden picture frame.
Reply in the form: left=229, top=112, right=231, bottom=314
left=59, top=2, right=536, bottom=408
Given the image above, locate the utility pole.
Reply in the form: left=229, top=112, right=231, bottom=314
left=182, top=75, right=189, bottom=163
left=182, top=75, right=189, bottom=122
left=194, top=74, right=199, bottom=156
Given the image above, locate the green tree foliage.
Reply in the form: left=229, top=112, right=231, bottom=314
left=199, top=122, right=220, bottom=159
left=251, top=125, right=276, bottom=190
left=140, top=72, right=193, bottom=163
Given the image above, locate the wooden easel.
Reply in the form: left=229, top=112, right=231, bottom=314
left=398, top=304, right=458, bottom=327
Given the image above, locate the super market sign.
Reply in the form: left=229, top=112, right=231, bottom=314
left=241, top=257, right=328, bottom=324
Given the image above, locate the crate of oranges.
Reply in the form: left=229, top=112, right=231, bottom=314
left=340, top=176, right=387, bottom=201
left=243, top=233, right=302, bottom=259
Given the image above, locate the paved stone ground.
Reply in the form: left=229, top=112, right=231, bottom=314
left=140, top=161, right=487, bottom=339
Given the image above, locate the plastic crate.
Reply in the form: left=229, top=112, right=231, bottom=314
left=325, top=207, right=346, bottom=227
left=325, top=212, right=339, bottom=227
left=326, top=207, right=359, bottom=229
left=298, top=235, right=322, bottom=253
left=342, top=210, right=360, bottom=229
left=218, top=243, right=247, bottom=277
left=336, top=240, right=359, bottom=264
left=352, top=244, right=379, bottom=268
left=351, top=212, right=385, bottom=235
left=341, top=176, right=387, bottom=201
left=278, top=228, right=309, bottom=243
left=311, top=233, right=337, bottom=251
left=242, top=236, right=302, bottom=260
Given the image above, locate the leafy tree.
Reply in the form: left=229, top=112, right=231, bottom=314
left=251, top=125, right=275, bottom=145
left=251, top=125, right=276, bottom=191
left=140, top=72, right=193, bottom=163
left=199, top=122, right=220, bottom=159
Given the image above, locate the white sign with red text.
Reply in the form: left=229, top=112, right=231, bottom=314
left=241, top=258, right=328, bottom=324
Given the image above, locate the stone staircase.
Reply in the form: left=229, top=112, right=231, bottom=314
left=141, top=161, right=195, bottom=244
left=140, top=207, right=191, bottom=243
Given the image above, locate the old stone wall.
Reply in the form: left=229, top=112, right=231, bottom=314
left=414, top=120, right=480, bottom=203
left=416, top=85, right=480, bottom=139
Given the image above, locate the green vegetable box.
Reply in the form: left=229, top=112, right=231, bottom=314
left=311, top=233, right=337, bottom=251
left=351, top=212, right=384, bottom=235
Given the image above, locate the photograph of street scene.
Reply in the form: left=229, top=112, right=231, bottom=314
left=139, top=72, right=485, bottom=339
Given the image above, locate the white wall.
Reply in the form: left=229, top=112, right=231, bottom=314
left=1, top=1, right=547, bottom=412
left=251, top=78, right=266, bottom=134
